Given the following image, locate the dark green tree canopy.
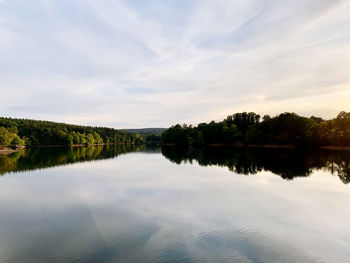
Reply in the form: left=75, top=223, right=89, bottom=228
left=0, top=117, right=145, bottom=146
left=162, top=111, right=350, bottom=147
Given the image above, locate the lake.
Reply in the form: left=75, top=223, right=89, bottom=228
left=0, top=145, right=349, bottom=263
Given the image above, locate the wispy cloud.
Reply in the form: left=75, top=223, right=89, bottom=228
left=0, top=0, right=349, bottom=127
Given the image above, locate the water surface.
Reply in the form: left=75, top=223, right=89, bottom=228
left=0, top=145, right=349, bottom=262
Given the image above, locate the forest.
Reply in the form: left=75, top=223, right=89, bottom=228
left=2, top=111, right=350, bottom=148
left=122, top=128, right=164, bottom=143
left=0, top=117, right=145, bottom=147
left=161, top=111, right=350, bottom=147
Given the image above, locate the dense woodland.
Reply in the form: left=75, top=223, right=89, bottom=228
left=122, top=128, right=166, bottom=135
left=0, top=117, right=145, bottom=147
left=161, top=111, right=350, bottom=147
left=2, top=111, right=350, bottom=148
left=122, top=128, right=164, bottom=143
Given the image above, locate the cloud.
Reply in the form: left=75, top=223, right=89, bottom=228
left=0, top=0, right=349, bottom=127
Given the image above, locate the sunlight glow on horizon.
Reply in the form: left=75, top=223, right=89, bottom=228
left=0, top=0, right=349, bottom=128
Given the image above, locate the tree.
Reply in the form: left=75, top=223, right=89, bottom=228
left=10, top=134, right=25, bottom=147
left=71, top=131, right=80, bottom=144
left=0, top=127, right=12, bottom=146
left=66, top=134, right=73, bottom=146
left=92, top=132, right=103, bottom=144
left=225, top=112, right=260, bottom=138
left=86, top=133, right=95, bottom=145
left=188, top=130, right=204, bottom=146
left=80, top=135, right=87, bottom=145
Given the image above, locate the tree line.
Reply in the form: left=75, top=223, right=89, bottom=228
left=0, top=117, right=145, bottom=147
left=161, top=111, right=350, bottom=147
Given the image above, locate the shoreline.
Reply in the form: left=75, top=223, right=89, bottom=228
left=163, top=143, right=350, bottom=151
left=0, top=143, right=133, bottom=155
left=0, top=146, right=25, bottom=155
left=30, top=142, right=129, bottom=148
left=3, top=143, right=350, bottom=155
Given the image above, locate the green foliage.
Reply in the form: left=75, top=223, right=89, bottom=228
left=0, top=127, right=12, bottom=146
left=10, top=134, right=25, bottom=147
left=66, top=134, right=73, bottom=146
left=92, top=132, right=103, bottom=144
left=122, top=128, right=166, bottom=135
left=80, top=135, right=87, bottom=145
left=86, top=133, right=95, bottom=145
left=0, top=117, right=145, bottom=146
left=145, top=134, right=161, bottom=142
left=224, top=112, right=260, bottom=137
left=162, top=111, right=350, bottom=147
left=71, top=131, right=80, bottom=144
left=162, top=121, right=241, bottom=146
left=0, top=127, right=25, bottom=147
left=248, top=112, right=318, bottom=145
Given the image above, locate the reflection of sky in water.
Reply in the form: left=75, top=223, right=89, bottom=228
left=0, top=152, right=349, bottom=262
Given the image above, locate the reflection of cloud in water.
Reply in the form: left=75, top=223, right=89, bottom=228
left=0, top=202, right=325, bottom=263
left=0, top=204, right=159, bottom=263
left=187, top=229, right=325, bottom=263
left=0, top=149, right=349, bottom=262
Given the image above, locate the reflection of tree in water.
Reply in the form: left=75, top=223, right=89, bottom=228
left=0, top=151, right=25, bottom=175
left=0, top=144, right=145, bottom=175
left=326, top=158, right=350, bottom=184
left=162, top=146, right=350, bottom=184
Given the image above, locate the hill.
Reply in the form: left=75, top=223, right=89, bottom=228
left=121, top=128, right=167, bottom=135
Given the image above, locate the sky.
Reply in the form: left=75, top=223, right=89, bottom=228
left=0, top=0, right=349, bottom=128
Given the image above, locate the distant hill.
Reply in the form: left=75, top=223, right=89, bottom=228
left=121, top=128, right=167, bottom=135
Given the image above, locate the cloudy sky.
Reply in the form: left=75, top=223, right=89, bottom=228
left=0, top=0, right=349, bottom=128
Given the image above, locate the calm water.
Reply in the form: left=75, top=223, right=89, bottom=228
left=0, top=145, right=349, bottom=263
